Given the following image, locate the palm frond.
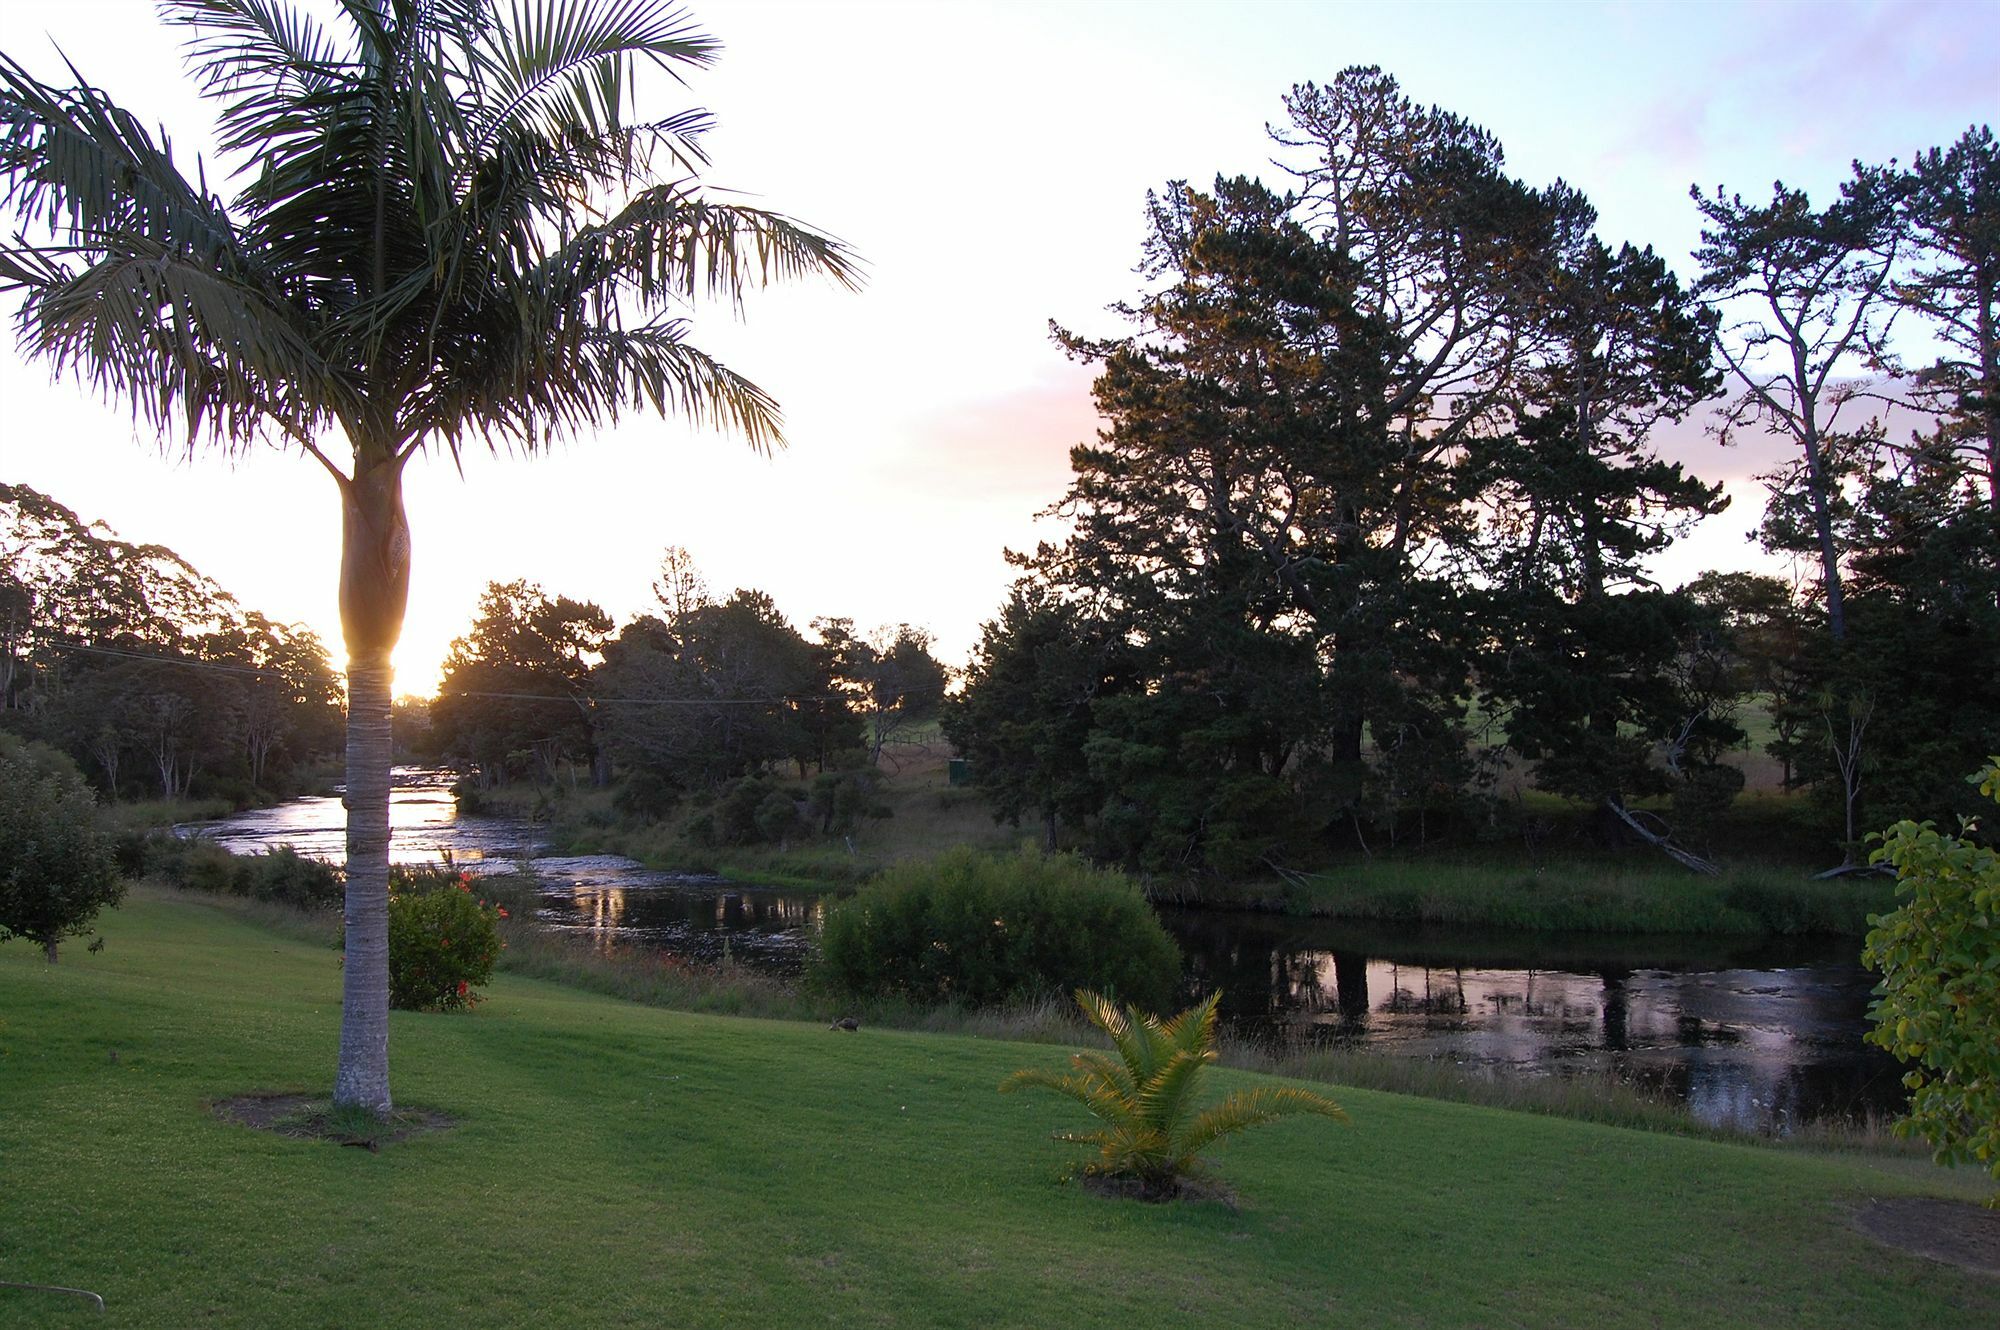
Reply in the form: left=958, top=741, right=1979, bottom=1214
left=164, top=0, right=351, bottom=158
left=1161, top=989, right=1221, bottom=1054
left=17, top=244, right=334, bottom=447
left=1135, top=1046, right=1214, bottom=1135
left=1000, top=1063, right=1142, bottom=1133
left=411, top=320, right=782, bottom=459
left=539, top=184, right=863, bottom=312
left=1067, top=1049, right=1137, bottom=1101
left=1076, top=989, right=1156, bottom=1089
left=1176, top=1087, right=1349, bottom=1161
left=465, top=0, right=718, bottom=173
left=0, top=53, right=240, bottom=263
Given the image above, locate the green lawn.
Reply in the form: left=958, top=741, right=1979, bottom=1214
left=2, top=893, right=1991, bottom=1328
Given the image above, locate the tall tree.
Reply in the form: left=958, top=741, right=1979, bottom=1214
left=0, top=1, right=856, bottom=1115
left=596, top=588, right=833, bottom=791
left=433, top=580, right=611, bottom=784
left=1470, top=211, right=1731, bottom=831
left=1891, top=124, right=2000, bottom=515
left=1691, top=169, right=1906, bottom=641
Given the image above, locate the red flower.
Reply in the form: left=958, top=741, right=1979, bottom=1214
left=456, top=980, right=468, bottom=996
left=496, top=907, right=509, bottom=919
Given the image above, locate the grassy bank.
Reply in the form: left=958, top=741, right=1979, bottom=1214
left=97, top=795, right=236, bottom=833
left=3, top=893, right=1992, bottom=1328
left=204, top=891, right=1887, bottom=1147
left=464, top=763, right=1020, bottom=890
left=1176, top=855, right=1896, bottom=935
left=460, top=754, right=1882, bottom=934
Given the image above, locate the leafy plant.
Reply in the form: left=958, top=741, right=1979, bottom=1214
left=1000, top=990, right=1347, bottom=1199
left=383, top=874, right=506, bottom=1013
left=0, top=734, right=122, bottom=962
left=1862, top=759, right=2000, bottom=1199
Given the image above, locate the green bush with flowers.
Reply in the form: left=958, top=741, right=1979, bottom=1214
left=384, top=867, right=508, bottom=1012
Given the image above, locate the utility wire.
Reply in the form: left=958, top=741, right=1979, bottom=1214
left=17, top=638, right=951, bottom=708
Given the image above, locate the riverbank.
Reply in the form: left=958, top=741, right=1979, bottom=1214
left=465, top=774, right=1889, bottom=935
left=1175, top=856, right=1896, bottom=935
left=138, top=887, right=1901, bottom=1144
left=3, top=892, right=1991, bottom=1328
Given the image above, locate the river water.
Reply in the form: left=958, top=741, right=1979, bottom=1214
left=194, top=769, right=1907, bottom=1133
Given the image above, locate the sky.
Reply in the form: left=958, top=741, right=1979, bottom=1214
left=1, top=0, right=1996, bottom=693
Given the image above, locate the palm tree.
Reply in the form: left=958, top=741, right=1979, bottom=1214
left=1001, top=991, right=1347, bottom=1199
left=0, top=0, right=857, bottom=1115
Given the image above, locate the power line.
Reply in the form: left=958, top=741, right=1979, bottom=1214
left=27, top=638, right=301, bottom=682
left=21, top=640, right=868, bottom=712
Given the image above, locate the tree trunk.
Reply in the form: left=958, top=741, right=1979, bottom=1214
left=1978, top=265, right=1997, bottom=517
left=332, top=456, right=410, bottom=1117
left=43, top=937, right=58, bottom=964
left=336, top=651, right=395, bottom=1114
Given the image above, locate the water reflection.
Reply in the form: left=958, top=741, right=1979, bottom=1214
left=188, top=766, right=541, bottom=866
left=533, top=879, right=827, bottom=971
left=1166, top=907, right=1906, bottom=1132
left=191, top=772, right=1905, bottom=1132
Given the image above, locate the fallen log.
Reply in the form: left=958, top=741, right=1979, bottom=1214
left=1602, top=799, right=1722, bottom=876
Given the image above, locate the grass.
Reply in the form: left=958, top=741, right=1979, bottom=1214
left=200, top=888, right=1898, bottom=1149
left=1176, top=854, right=1897, bottom=936
left=4, top=891, right=1994, bottom=1328
left=98, top=796, right=235, bottom=833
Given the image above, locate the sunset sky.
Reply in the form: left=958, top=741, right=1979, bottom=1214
left=2, top=0, right=1995, bottom=692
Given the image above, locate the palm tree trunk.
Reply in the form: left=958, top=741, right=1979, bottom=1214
left=334, top=649, right=395, bottom=1114
left=332, top=455, right=411, bottom=1116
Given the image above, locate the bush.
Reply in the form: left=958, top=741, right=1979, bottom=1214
left=137, top=832, right=343, bottom=910
left=385, top=872, right=506, bottom=1011
left=809, top=768, right=889, bottom=835
left=1862, top=760, right=2000, bottom=1196
left=239, top=845, right=344, bottom=910
left=814, top=847, right=1181, bottom=1011
left=684, top=775, right=805, bottom=847
left=0, top=734, right=123, bottom=961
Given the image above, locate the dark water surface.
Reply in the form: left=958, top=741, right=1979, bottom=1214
left=195, top=770, right=1905, bottom=1132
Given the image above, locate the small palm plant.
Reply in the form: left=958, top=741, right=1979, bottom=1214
left=1000, top=990, right=1347, bottom=1200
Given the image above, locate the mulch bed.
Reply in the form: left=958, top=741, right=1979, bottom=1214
left=1851, top=1196, right=2000, bottom=1277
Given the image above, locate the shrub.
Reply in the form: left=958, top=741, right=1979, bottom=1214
left=135, top=832, right=344, bottom=910
left=158, top=835, right=244, bottom=893
left=814, top=848, right=1181, bottom=1010
left=239, top=845, right=344, bottom=910
left=751, top=789, right=795, bottom=842
left=809, top=768, right=889, bottom=835
left=684, top=775, right=807, bottom=847
left=1862, top=760, right=2000, bottom=1197
left=0, top=734, right=123, bottom=962
left=1000, top=990, right=1347, bottom=1199
left=384, top=872, right=506, bottom=1012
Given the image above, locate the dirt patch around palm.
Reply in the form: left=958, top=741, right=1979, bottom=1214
left=1851, top=1196, right=2000, bottom=1277
left=1080, top=1172, right=1239, bottom=1209
left=211, top=1092, right=454, bottom=1151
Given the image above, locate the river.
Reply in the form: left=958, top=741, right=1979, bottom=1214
left=194, top=768, right=1907, bottom=1133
